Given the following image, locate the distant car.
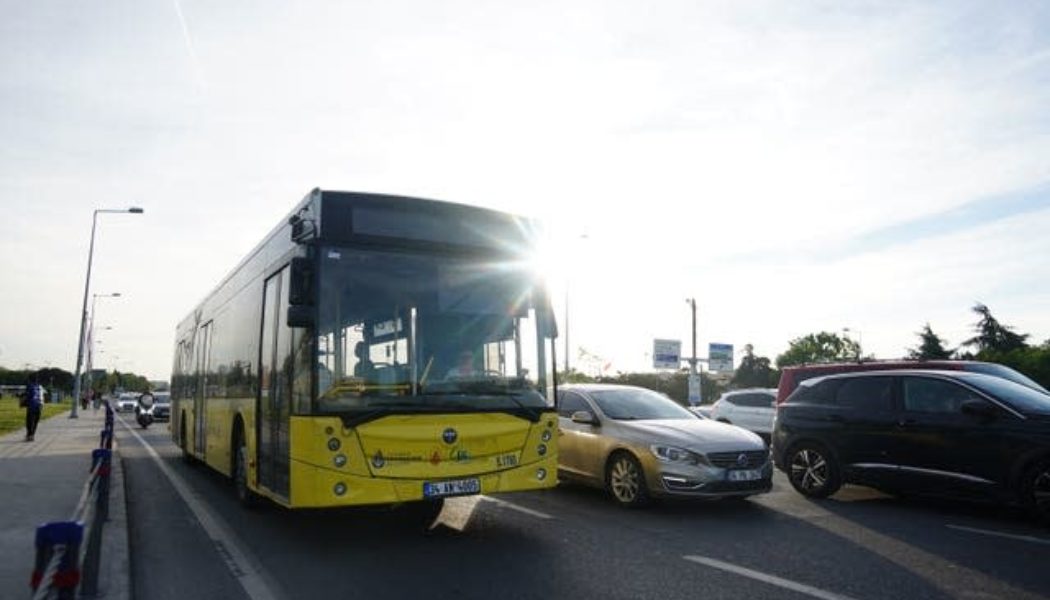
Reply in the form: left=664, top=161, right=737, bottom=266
left=116, top=394, right=138, bottom=413
left=558, top=384, right=772, bottom=507
left=776, top=360, right=1049, bottom=405
left=772, top=369, right=1050, bottom=522
left=708, top=388, right=777, bottom=436
left=152, top=392, right=171, bottom=421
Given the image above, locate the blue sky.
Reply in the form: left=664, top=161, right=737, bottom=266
left=2, top=1, right=1049, bottom=379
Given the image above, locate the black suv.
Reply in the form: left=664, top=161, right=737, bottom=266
left=772, top=370, right=1050, bottom=520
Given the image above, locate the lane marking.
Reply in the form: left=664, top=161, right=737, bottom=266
left=479, top=495, right=555, bottom=520
left=683, top=555, right=858, bottom=600
left=946, top=524, right=1050, bottom=546
left=119, top=417, right=287, bottom=600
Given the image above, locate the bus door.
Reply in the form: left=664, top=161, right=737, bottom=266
left=258, top=267, right=292, bottom=499
left=194, top=322, right=212, bottom=457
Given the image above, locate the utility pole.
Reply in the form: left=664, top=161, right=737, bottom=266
left=685, top=298, right=701, bottom=405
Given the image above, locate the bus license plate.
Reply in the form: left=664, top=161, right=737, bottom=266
left=423, top=478, right=481, bottom=498
left=727, top=469, right=762, bottom=482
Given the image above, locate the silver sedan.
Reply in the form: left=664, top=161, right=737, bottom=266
left=557, top=384, right=772, bottom=507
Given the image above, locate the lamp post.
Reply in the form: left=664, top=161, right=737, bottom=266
left=562, top=233, right=588, bottom=375
left=685, top=298, right=700, bottom=405
left=71, top=208, right=143, bottom=418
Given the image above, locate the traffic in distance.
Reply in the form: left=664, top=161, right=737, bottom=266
left=161, top=188, right=1050, bottom=526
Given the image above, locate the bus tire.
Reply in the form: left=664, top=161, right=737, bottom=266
left=180, top=413, right=196, bottom=465
left=233, top=426, right=260, bottom=509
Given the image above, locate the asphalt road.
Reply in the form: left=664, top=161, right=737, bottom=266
left=116, top=416, right=1050, bottom=600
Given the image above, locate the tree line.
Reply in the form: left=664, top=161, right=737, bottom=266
left=0, top=366, right=153, bottom=396
left=564, top=302, right=1050, bottom=405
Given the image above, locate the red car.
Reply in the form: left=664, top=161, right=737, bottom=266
left=775, top=360, right=1048, bottom=405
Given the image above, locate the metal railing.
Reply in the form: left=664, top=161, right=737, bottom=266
left=30, top=402, right=115, bottom=599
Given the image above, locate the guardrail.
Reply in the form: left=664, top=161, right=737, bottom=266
left=30, top=402, right=115, bottom=599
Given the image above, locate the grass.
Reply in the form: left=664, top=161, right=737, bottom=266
left=0, top=396, right=70, bottom=436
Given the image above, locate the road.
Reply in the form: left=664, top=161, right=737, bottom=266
left=116, top=416, right=1050, bottom=600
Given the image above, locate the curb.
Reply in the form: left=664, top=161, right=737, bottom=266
left=96, top=440, right=130, bottom=600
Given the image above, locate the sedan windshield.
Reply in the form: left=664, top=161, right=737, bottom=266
left=959, top=373, right=1050, bottom=414
left=590, top=388, right=696, bottom=420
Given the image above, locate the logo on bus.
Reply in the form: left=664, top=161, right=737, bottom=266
left=442, top=428, right=458, bottom=445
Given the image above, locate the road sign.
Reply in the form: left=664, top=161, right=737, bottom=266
left=708, top=343, right=734, bottom=373
left=653, top=339, right=681, bottom=370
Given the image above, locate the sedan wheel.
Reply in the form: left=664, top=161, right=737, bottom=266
left=787, top=444, right=841, bottom=498
left=1025, top=461, right=1050, bottom=523
left=607, top=453, right=649, bottom=508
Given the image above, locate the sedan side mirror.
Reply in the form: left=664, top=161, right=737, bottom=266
left=571, top=410, right=600, bottom=426
left=961, top=399, right=996, bottom=420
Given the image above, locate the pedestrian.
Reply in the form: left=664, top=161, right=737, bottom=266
left=22, top=376, right=43, bottom=442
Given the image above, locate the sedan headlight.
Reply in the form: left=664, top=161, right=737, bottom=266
left=650, top=445, right=708, bottom=466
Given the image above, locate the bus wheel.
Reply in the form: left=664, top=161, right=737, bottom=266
left=233, top=432, right=259, bottom=509
left=180, top=413, right=195, bottom=465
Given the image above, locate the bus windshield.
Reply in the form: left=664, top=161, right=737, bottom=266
left=314, top=247, right=556, bottom=416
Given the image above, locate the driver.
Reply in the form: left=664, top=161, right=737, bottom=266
left=445, top=350, right=477, bottom=379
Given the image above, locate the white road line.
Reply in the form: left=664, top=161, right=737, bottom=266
left=118, top=417, right=287, bottom=600
left=683, top=555, right=859, bottom=600
left=479, top=495, right=555, bottom=520
left=946, top=524, right=1050, bottom=546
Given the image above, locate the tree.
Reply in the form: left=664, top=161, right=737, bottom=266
left=907, top=323, right=954, bottom=360
left=776, top=332, right=861, bottom=368
left=731, top=344, right=779, bottom=388
left=963, top=303, right=1028, bottom=353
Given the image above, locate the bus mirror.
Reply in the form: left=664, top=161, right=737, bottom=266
left=287, top=305, right=315, bottom=328
left=289, top=257, right=314, bottom=306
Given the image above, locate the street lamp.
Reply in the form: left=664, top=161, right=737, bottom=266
left=71, top=208, right=143, bottom=418
left=562, top=233, right=588, bottom=374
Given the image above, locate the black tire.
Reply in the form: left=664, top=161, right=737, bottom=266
left=786, top=442, right=842, bottom=498
left=606, top=452, right=650, bottom=508
left=233, top=430, right=260, bottom=509
left=1022, top=459, right=1050, bottom=524
left=180, top=413, right=196, bottom=465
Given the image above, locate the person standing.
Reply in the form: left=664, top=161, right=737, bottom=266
left=22, top=376, right=43, bottom=442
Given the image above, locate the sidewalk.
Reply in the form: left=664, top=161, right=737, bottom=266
left=0, top=407, right=130, bottom=599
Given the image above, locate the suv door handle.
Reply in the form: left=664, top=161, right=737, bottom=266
left=825, top=414, right=845, bottom=423
left=896, top=419, right=917, bottom=427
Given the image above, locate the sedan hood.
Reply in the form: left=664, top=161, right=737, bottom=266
left=615, top=418, right=764, bottom=453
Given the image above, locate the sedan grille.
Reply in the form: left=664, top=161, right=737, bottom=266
left=707, top=450, right=769, bottom=470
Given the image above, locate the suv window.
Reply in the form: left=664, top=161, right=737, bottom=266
left=732, top=393, right=773, bottom=408
left=835, top=377, right=894, bottom=411
left=902, top=377, right=982, bottom=414
left=558, top=391, right=589, bottom=418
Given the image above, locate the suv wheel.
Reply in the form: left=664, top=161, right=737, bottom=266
left=1023, top=459, right=1050, bottom=523
left=787, top=443, right=841, bottom=498
left=606, top=453, right=649, bottom=508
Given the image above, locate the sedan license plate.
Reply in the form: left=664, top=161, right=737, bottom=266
left=423, top=478, right=481, bottom=498
left=727, top=469, right=762, bottom=482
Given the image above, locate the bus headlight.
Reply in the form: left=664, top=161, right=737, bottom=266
left=333, top=482, right=347, bottom=496
left=537, top=444, right=547, bottom=456
left=541, top=429, right=552, bottom=442
left=333, top=454, right=347, bottom=468
left=328, top=438, right=341, bottom=451
left=536, top=468, right=547, bottom=481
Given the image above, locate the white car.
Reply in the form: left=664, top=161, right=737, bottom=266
left=116, top=393, right=139, bottom=413
left=708, top=388, right=776, bottom=437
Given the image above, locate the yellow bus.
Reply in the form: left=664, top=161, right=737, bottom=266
left=171, top=189, right=559, bottom=516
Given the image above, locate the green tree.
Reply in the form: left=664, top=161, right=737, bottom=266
left=907, top=323, right=954, bottom=360
left=731, top=344, right=779, bottom=388
left=963, top=303, right=1029, bottom=353
left=776, top=331, right=861, bottom=368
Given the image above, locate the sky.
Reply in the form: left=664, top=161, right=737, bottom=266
left=2, top=1, right=1049, bottom=381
